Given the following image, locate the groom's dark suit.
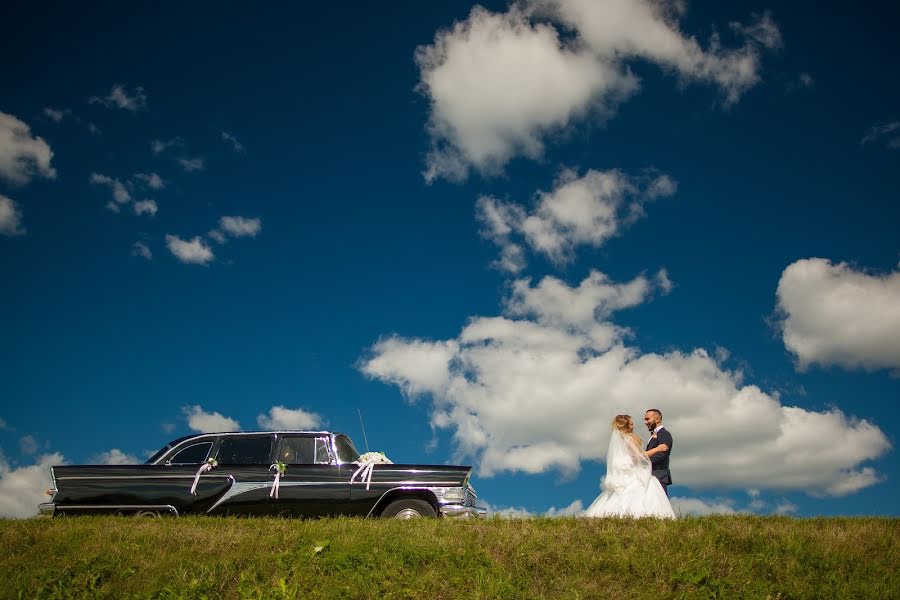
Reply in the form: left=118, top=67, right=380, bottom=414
left=646, top=427, right=673, bottom=496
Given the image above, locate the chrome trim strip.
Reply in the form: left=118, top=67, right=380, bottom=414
left=206, top=481, right=269, bottom=513
left=55, top=504, right=179, bottom=515
left=55, top=475, right=212, bottom=480
left=439, top=505, right=485, bottom=518
left=352, top=480, right=460, bottom=486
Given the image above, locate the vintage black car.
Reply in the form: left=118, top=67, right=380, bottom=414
left=39, top=431, right=484, bottom=519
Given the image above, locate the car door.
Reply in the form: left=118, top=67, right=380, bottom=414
left=207, top=434, right=277, bottom=516
left=270, top=434, right=351, bottom=517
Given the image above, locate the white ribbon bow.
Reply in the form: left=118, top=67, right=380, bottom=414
left=350, top=460, right=377, bottom=490
left=269, top=462, right=286, bottom=499
left=190, top=458, right=217, bottom=495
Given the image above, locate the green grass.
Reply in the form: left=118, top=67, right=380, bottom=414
left=0, top=516, right=897, bottom=599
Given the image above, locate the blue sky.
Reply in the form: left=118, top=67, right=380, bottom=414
left=1, top=1, right=898, bottom=518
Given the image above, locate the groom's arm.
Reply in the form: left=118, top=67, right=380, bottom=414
left=649, top=430, right=673, bottom=467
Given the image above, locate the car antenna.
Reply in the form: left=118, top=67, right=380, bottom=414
left=357, top=409, right=370, bottom=452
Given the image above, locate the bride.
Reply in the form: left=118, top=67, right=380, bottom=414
left=584, top=414, right=676, bottom=519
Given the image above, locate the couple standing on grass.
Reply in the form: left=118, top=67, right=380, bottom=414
left=584, top=409, right=676, bottom=519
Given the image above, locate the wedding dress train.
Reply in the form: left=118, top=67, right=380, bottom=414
left=584, top=430, right=676, bottom=519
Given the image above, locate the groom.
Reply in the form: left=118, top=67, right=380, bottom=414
left=644, top=409, right=673, bottom=496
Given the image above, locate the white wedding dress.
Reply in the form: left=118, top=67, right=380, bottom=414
left=584, top=431, right=676, bottom=519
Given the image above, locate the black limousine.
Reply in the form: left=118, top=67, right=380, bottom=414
left=39, top=431, right=485, bottom=519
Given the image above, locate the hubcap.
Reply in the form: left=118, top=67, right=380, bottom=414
left=394, top=508, right=423, bottom=519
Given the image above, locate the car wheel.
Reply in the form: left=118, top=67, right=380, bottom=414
left=134, top=510, right=161, bottom=518
left=381, top=498, right=436, bottom=519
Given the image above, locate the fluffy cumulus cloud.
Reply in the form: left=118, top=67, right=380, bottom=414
left=257, top=406, right=323, bottom=430
left=362, top=270, right=890, bottom=496
left=478, top=168, right=676, bottom=271
left=0, top=111, right=57, bottom=185
left=133, top=199, right=158, bottom=216
left=775, top=259, right=900, bottom=373
left=89, top=84, right=148, bottom=112
left=0, top=452, right=64, bottom=518
left=89, top=448, right=140, bottom=465
left=134, top=172, right=165, bottom=189
left=417, top=1, right=780, bottom=181
left=0, top=194, right=26, bottom=236
left=90, top=172, right=131, bottom=207
left=209, top=215, right=262, bottom=244
left=183, top=405, right=240, bottom=433
left=670, top=496, right=740, bottom=516
left=165, top=234, right=214, bottom=265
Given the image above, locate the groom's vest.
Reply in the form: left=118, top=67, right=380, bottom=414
left=646, top=428, right=673, bottom=486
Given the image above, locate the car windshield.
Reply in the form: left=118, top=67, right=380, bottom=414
left=334, top=434, right=360, bottom=463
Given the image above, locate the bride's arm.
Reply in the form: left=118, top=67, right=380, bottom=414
left=626, top=435, right=667, bottom=458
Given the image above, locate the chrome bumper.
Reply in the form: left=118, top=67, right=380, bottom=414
left=38, top=503, right=55, bottom=517
left=440, top=504, right=487, bottom=518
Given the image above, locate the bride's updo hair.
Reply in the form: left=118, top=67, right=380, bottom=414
left=611, top=414, right=632, bottom=433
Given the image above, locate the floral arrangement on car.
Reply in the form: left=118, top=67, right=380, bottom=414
left=351, top=451, right=393, bottom=490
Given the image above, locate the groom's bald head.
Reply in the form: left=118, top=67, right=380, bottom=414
left=644, top=409, right=662, bottom=431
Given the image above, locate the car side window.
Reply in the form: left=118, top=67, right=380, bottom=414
left=168, top=442, right=212, bottom=465
left=216, top=436, right=274, bottom=465
left=278, top=436, right=332, bottom=465
left=334, top=434, right=360, bottom=463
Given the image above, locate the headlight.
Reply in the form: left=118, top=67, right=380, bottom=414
left=436, top=487, right=466, bottom=503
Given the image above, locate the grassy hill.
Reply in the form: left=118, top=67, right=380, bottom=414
left=1, top=515, right=897, bottom=599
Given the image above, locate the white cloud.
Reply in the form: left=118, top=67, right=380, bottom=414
left=798, top=73, right=814, bottom=88
left=0, top=418, right=7, bottom=429
left=89, top=84, right=148, bottom=112
left=221, top=131, right=245, bottom=152
left=257, top=406, right=323, bottom=430
left=478, top=168, right=676, bottom=270
left=775, top=259, right=900, bottom=373
left=545, top=499, right=584, bottom=517
left=0, top=452, right=64, bottom=518
left=134, top=172, right=165, bottom=189
left=417, top=1, right=779, bottom=181
left=362, top=270, right=891, bottom=496
left=482, top=501, right=535, bottom=518
left=150, top=137, right=184, bottom=155
left=177, top=156, right=205, bottom=172
left=218, top=216, right=261, bottom=238
left=0, top=194, right=26, bottom=236
left=208, top=229, right=227, bottom=244
left=133, top=199, right=158, bottom=217
left=861, top=121, right=900, bottom=149
left=0, top=111, right=57, bottom=185
left=90, top=448, right=140, bottom=465
left=670, top=496, right=740, bottom=516
left=89, top=172, right=131, bottom=205
left=165, top=234, right=214, bottom=265
left=183, top=405, right=240, bottom=433
left=132, top=241, right=152, bottom=260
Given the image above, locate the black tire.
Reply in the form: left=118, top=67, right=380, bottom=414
left=380, top=498, right=436, bottom=519
left=134, top=509, right=161, bottom=518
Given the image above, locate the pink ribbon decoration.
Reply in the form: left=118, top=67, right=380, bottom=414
left=351, top=461, right=376, bottom=491
left=269, top=462, right=286, bottom=499
left=190, top=459, right=217, bottom=495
